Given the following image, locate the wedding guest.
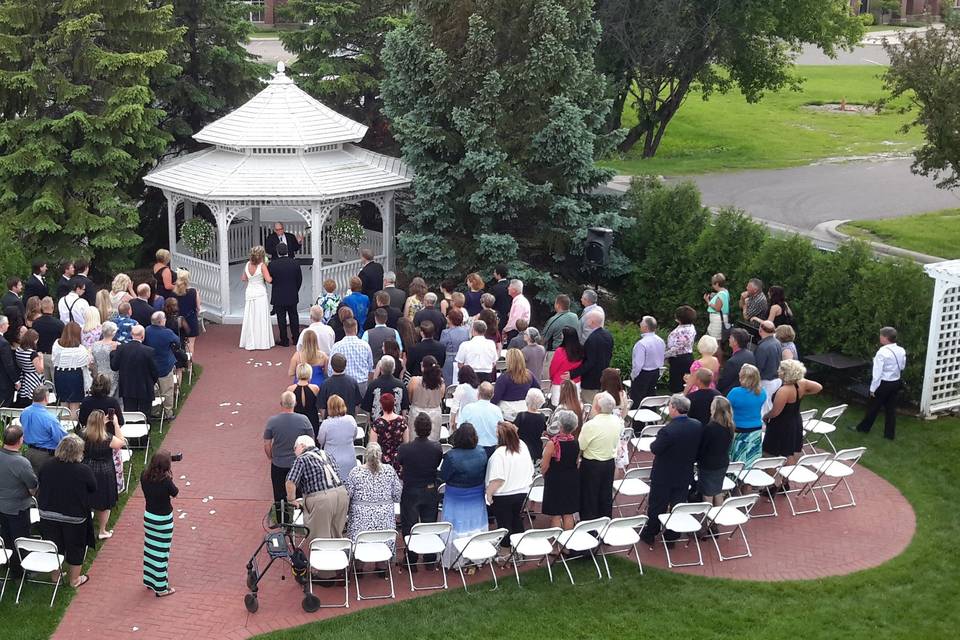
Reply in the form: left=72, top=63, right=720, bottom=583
left=450, top=365, right=480, bottom=429
left=80, top=409, right=125, bottom=539
left=703, top=273, right=730, bottom=341
left=664, top=306, right=697, bottom=394
left=0, top=424, right=37, bottom=576
left=521, top=328, right=546, bottom=382
left=727, top=364, right=766, bottom=467
left=578, top=392, right=621, bottom=520
left=316, top=394, right=359, bottom=476
left=439, top=308, right=470, bottom=385
left=464, top=273, right=485, bottom=318
left=403, top=277, right=428, bottom=321
left=540, top=409, right=580, bottom=530
left=548, top=327, right=583, bottom=406
left=397, top=414, right=443, bottom=567
left=141, top=450, right=179, bottom=597
left=439, top=424, right=488, bottom=568
left=513, top=388, right=547, bottom=462
left=485, top=422, right=533, bottom=551
left=685, top=335, right=721, bottom=394
left=152, top=249, right=175, bottom=299
left=287, top=363, right=321, bottom=437
left=318, top=354, right=362, bottom=418
left=80, top=307, right=102, bottom=349
left=599, top=367, right=630, bottom=418
left=630, top=315, right=665, bottom=406
left=569, top=312, right=613, bottom=405
left=52, top=322, right=92, bottom=420
left=492, top=349, right=539, bottom=421
left=263, top=391, right=314, bottom=519
left=408, top=355, right=445, bottom=441
left=776, top=324, right=799, bottom=360
left=108, top=273, right=134, bottom=316
left=697, top=396, right=735, bottom=506
left=14, top=329, right=44, bottom=408
left=77, top=374, right=124, bottom=430
left=286, top=435, right=348, bottom=541
left=172, top=270, right=201, bottom=354
left=343, top=443, right=402, bottom=561
left=368, top=392, right=408, bottom=471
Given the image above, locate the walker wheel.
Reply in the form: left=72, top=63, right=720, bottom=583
left=246, top=569, right=258, bottom=590
left=244, top=593, right=259, bottom=613
left=302, top=593, right=321, bottom=613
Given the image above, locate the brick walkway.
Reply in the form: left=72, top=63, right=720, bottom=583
left=52, top=325, right=916, bottom=640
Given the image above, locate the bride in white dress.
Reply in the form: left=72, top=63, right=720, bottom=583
left=239, top=245, right=274, bottom=350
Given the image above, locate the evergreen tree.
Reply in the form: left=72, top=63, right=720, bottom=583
left=157, top=0, right=267, bottom=154
left=0, top=0, right=181, bottom=272
left=381, top=0, right=630, bottom=301
left=280, top=0, right=407, bottom=149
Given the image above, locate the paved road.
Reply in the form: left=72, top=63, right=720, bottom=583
left=666, top=158, right=960, bottom=230
left=794, top=42, right=891, bottom=65
left=246, top=37, right=295, bottom=64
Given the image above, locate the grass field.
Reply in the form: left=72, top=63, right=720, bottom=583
left=603, top=66, right=922, bottom=176
left=841, top=208, right=960, bottom=259
left=256, top=395, right=960, bottom=640
left=0, top=365, right=202, bottom=640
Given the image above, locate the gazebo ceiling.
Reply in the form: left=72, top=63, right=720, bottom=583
left=193, top=62, right=368, bottom=149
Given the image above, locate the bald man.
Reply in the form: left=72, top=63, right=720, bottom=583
left=110, top=324, right=159, bottom=416
left=130, top=283, right=155, bottom=327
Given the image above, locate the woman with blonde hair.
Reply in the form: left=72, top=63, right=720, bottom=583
left=703, top=272, right=730, bottom=341
left=726, top=364, right=766, bottom=467
left=343, top=442, right=402, bottom=560
left=403, top=277, right=428, bottom=321
left=775, top=324, right=799, bottom=360
left=24, top=295, right=42, bottom=329
left=287, top=329, right=327, bottom=386
left=172, top=269, right=201, bottom=353
left=80, top=306, right=102, bottom=348
left=492, top=348, right=539, bottom=421
left=763, top=360, right=823, bottom=479
left=239, top=245, right=272, bottom=350
left=684, top=335, right=721, bottom=393
left=287, top=363, right=320, bottom=436
left=407, top=355, right=445, bottom=440
left=109, top=273, right=134, bottom=314
left=153, top=249, right=175, bottom=299
left=549, top=379, right=583, bottom=434
left=697, top=396, right=735, bottom=506
left=316, top=394, right=358, bottom=475
left=81, top=409, right=125, bottom=539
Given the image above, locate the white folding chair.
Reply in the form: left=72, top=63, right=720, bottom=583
left=352, top=530, right=398, bottom=600
left=718, top=461, right=745, bottom=496
left=0, top=537, right=12, bottom=602
left=658, top=502, right=712, bottom=568
left=612, top=467, right=651, bottom=515
left=628, top=424, right=663, bottom=464
left=308, top=538, right=352, bottom=608
left=354, top=445, right=366, bottom=462
left=737, top=456, right=786, bottom=518
left=628, top=395, right=670, bottom=425
left=121, top=412, right=151, bottom=463
left=186, top=350, right=194, bottom=385
left=404, top=522, right=452, bottom=591
left=538, top=407, right=553, bottom=422
left=449, top=528, right=508, bottom=592
left=14, top=537, right=65, bottom=606
left=440, top=443, right=453, bottom=455
left=151, top=394, right=165, bottom=433
left=598, top=515, right=648, bottom=579
left=120, top=446, right=133, bottom=492
left=539, top=379, right=552, bottom=394
left=778, top=452, right=832, bottom=516
left=815, top=447, right=867, bottom=510
left=507, top=527, right=562, bottom=585
left=803, top=404, right=847, bottom=454
left=555, top=517, right=609, bottom=584
left=705, top=494, right=760, bottom=561
left=29, top=496, right=39, bottom=527
left=521, top=474, right=545, bottom=527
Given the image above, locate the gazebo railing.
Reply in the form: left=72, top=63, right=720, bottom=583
left=173, top=253, right=222, bottom=316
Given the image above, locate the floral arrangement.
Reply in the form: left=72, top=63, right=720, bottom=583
left=329, top=216, right=365, bottom=250
left=180, top=218, right=215, bottom=254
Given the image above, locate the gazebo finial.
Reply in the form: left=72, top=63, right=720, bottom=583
left=277, top=61, right=285, bottom=74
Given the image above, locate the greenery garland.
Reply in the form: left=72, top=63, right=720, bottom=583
left=180, top=217, right=215, bottom=254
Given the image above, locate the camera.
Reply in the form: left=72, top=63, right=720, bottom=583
left=171, top=452, right=184, bottom=462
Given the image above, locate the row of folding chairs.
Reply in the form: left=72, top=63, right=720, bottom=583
left=0, top=537, right=70, bottom=606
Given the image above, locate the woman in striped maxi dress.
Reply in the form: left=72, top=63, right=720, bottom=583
left=141, top=450, right=179, bottom=597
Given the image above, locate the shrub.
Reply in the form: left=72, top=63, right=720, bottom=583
left=617, top=177, right=708, bottom=322
left=860, top=12, right=876, bottom=26
left=746, top=233, right=817, bottom=318
left=607, top=320, right=641, bottom=378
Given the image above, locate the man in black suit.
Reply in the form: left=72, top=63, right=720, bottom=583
left=23, top=259, right=48, bottom=302
left=381, top=271, right=407, bottom=313
left=110, top=325, right=159, bottom=415
left=130, top=284, right=155, bottom=327
left=357, top=248, right=384, bottom=300
left=568, top=312, right=613, bottom=404
left=489, top=264, right=511, bottom=332
left=716, top=328, right=756, bottom=395
left=1, top=277, right=24, bottom=319
left=73, top=259, right=97, bottom=306
left=264, top=222, right=302, bottom=260
left=0, top=316, right=19, bottom=407
left=55, top=261, right=74, bottom=301
left=364, top=291, right=401, bottom=332
left=406, top=321, right=446, bottom=377
left=33, top=298, right=64, bottom=382
left=413, top=292, right=446, bottom=335
left=640, top=394, right=704, bottom=545
left=269, top=244, right=302, bottom=347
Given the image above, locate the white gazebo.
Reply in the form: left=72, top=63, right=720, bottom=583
left=144, top=62, right=412, bottom=323
left=921, top=259, right=960, bottom=416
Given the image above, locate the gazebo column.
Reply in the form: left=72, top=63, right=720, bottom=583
left=311, top=205, right=324, bottom=304
left=165, top=194, right=177, bottom=253
left=251, top=206, right=261, bottom=245
left=383, top=191, right=396, bottom=271
left=215, top=205, right=231, bottom=317
left=184, top=199, right=193, bottom=222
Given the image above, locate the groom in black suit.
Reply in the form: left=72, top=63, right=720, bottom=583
left=270, top=244, right=302, bottom=347
left=264, top=222, right=302, bottom=260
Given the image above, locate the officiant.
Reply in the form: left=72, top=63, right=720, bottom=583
left=264, top=222, right=303, bottom=260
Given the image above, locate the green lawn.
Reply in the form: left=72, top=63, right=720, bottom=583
left=841, top=208, right=960, bottom=259
left=603, top=65, right=922, bottom=176
left=0, top=365, right=202, bottom=640
left=255, top=395, right=960, bottom=640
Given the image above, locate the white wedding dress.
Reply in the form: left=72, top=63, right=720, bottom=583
left=239, top=262, right=273, bottom=350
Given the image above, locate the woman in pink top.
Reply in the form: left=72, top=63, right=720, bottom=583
left=684, top=335, right=721, bottom=394
left=549, top=327, right=583, bottom=405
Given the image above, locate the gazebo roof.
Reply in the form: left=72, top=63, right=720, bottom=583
left=144, top=144, right=411, bottom=201
left=193, top=62, right=368, bottom=149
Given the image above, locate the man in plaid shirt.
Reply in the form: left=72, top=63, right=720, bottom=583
left=328, top=318, right=373, bottom=396
left=285, top=435, right=349, bottom=540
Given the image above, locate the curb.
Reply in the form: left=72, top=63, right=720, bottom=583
left=821, top=219, right=947, bottom=264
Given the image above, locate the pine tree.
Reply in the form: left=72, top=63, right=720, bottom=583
left=0, top=0, right=181, bottom=272
left=279, top=0, right=407, bottom=149
left=381, top=0, right=630, bottom=300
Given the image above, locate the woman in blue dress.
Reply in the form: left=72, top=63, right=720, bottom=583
left=726, top=364, right=767, bottom=468
left=172, top=270, right=201, bottom=354
left=439, top=423, right=489, bottom=569
left=287, top=330, right=327, bottom=386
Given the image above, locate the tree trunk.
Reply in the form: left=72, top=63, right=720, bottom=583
left=617, top=124, right=648, bottom=153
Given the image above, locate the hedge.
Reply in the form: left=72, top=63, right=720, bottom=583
left=614, top=178, right=933, bottom=403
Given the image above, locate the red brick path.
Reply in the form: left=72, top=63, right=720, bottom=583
left=52, top=325, right=916, bottom=640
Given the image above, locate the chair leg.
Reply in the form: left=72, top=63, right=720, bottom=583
left=749, top=485, right=779, bottom=518
left=405, top=549, right=415, bottom=592
left=458, top=564, right=468, bottom=592
left=588, top=549, right=602, bottom=581
left=488, top=560, right=499, bottom=591
left=632, top=544, right=644, bottom=575
left=343, top=568, right=349, bottom=608
left=0, top=564, right=8, bottom=602
left=544, top=553, right=555, bottom=583
left=386, top=561, right=395, bottom=599
left=600, top=551, right=612, bottom=580
left=15, top=568, right=26, bottom=604
left=49, top=570, right=62, bottom=607
left=558, top=551, right=575, bottom=584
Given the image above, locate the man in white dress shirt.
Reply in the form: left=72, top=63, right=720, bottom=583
left=578, top=289, right=605, bottom=343
left=455, top=319, right=498, bottom=383
left=297, top=305, right=335, bottom=355
left=57, top=279, right=89, bottom=325
left=503, top=279, right=531, bottom=345
left=855, top=326, right=906, bottom=440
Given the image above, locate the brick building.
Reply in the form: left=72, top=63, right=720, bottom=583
left=245, top=0, right=287, bottom=25
left=851, top=0, right=948, bottom=21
